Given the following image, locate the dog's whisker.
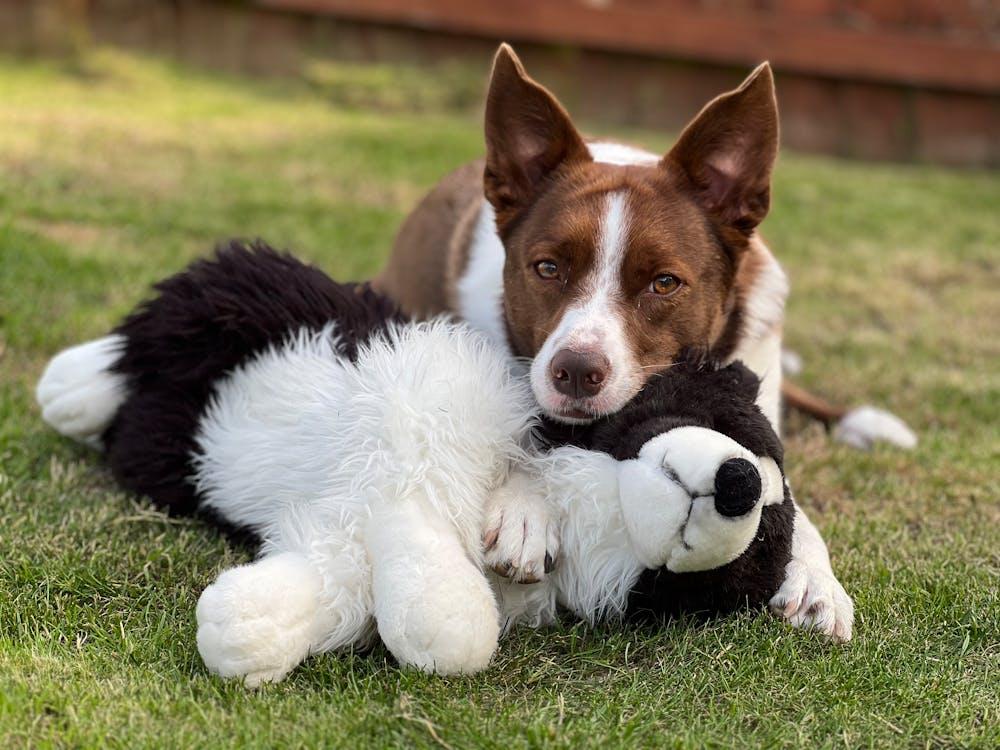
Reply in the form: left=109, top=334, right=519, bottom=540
left=639, top=361, right=681, bottom=371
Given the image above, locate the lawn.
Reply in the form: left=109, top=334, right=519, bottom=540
left=1, top=50, right=997, bottom=749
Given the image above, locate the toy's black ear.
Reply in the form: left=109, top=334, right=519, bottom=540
left=715, top=360, right=761, bottom=404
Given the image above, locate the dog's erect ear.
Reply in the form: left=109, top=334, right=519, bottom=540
left=664, top=63, right=778, bottom=236
left=484, top=44, right=591, bottom=229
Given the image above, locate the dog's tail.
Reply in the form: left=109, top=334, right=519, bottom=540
left=781, top=379, right=917, bottom=450
left=36, top=335, right=128, bottom=450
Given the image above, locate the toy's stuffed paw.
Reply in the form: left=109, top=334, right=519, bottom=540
left=770, top=559, right=854, bottom=642
left=196, top=553, right=323, bottom=687
left=377, top=555, right=500, bottom=675
left=36, top=335, right=127, bottom=449
left=482, top=469, right=559, bottom=583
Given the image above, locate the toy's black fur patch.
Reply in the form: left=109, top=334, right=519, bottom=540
left=539, top=358, right=795, bottom=617
left=103, top=240, right=404, bottom=542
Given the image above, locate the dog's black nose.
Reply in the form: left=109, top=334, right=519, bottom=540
left=550, top=349, right=610, bottom=399
left=714, top=458, right=761, bottom=517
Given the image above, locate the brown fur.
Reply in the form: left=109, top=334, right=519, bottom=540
left=374, top=160, right=482, bottom=317
left=781, top=380, right=848, bottom=423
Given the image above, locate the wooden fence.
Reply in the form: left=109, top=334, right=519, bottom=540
left=258, top=0, right=1000, bottom=93
left=2, top=0, right=996, bottom=165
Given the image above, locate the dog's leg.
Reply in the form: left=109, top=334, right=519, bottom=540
left=368, top=495, right=500, bottom=674
left=769, top=505, right=854, bottom=641
left=482, top=467, right=560, bottom=584
left=196, top=520, right=373, bottom=687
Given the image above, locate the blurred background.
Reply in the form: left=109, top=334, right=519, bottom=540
left=3, top=0, right=998, bottom=166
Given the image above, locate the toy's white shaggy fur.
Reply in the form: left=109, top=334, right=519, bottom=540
left=190, top=320, right=537, bottom=680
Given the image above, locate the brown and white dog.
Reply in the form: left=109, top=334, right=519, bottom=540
left=379, top=46, right=791, bottom=424
left=376, top=45, right=911, bottom=640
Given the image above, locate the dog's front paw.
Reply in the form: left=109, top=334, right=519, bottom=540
left=769, top=559, right=854, bottom=642
left=196, top=553, right=322, bottom=687
left=482, top=469, right=559, bottom=583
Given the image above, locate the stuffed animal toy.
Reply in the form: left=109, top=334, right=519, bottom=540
left=529, top=361, right=793, bottom=627
left=37, top=242, right=794, bottom=686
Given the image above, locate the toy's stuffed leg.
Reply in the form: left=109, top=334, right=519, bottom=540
left=196, top=523, right=374, bottom=687
left=196, top=552, right=326, bottom=687
left=367, top=495, right=500, bottom=674
left=36, top=335, right=128, bottom=450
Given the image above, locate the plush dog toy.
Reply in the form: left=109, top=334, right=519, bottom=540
left=37, top=242, right=794, bottom=686
left=530, top=361, right=793, bottom=626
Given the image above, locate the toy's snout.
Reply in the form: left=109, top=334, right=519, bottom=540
left=617, top=426, right=775, bottom=572
left=714, top=458, right=761, bottom=517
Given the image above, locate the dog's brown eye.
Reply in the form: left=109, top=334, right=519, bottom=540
left=650, top=274, right=681, bottom=296
left=535, top=260, right=560, bottom=280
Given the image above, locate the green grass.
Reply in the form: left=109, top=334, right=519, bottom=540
left=1, top=50, right=997, bottom=749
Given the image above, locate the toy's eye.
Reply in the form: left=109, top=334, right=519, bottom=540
left=649, top=273, right=682, bottom=296
left=535, top=260, right=560, bottom=280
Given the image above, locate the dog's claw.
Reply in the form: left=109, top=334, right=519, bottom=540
left=782, top=596, right=801, bottom=619
left=483, top=526, right=500, bottom=552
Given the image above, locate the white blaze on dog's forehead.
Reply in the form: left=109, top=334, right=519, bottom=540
left=594, top=190, right=629, bottom=296
left=537, top=191, right=630, bottom=350
left=528, top=190, right=644, bottom=418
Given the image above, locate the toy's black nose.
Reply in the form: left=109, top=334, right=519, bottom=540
left=714, top=458, right=761, bottom=517
left=550, top=349, right=610, bottom=399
